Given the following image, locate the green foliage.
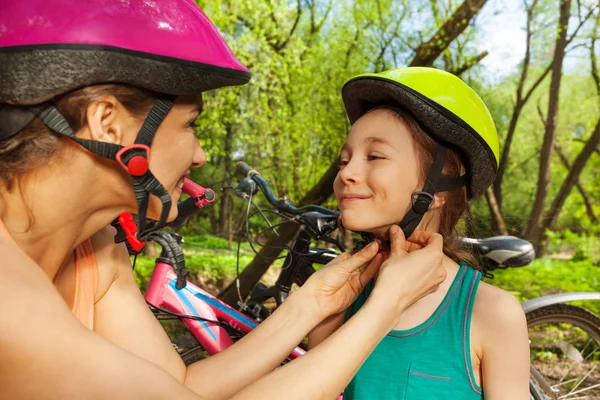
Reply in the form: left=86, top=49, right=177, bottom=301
left=134, top=235, right=281, bottom=291
left=183, top=234, right=235, bottom=250
left=487, top=258, right=600, bottom=315
left=545, top=229, right=600, bottom=264
left=176, top=1, right=598, bottom=272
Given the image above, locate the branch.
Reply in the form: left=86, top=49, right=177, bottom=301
left=431, top=0, right=455, bottom=69
left=450, top=51, right=488, bottom=75
left=409, top=0, right=488, bottom=66
left=374, top=6, right=405, bottom=72
left=274, top=0, right=303, bottom=51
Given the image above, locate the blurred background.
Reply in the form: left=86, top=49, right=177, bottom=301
left=135, top=0, right=599, bottom=316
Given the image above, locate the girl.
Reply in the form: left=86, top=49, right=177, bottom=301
left=309, top=67, right=530, bottom=399
left=0, top=2, right=447, bottom=399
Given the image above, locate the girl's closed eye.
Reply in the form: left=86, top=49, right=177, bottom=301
left=367, top=154, right=385, bottom=161
left=338, top=159, right=349, bottom=167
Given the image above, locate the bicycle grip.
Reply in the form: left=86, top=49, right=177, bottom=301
left=168, top=197, right=198, bottom=228
left=236, top=161, right=257, bottom=177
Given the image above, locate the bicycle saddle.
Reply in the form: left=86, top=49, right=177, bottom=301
left=457, top=236, right=535, bottom=267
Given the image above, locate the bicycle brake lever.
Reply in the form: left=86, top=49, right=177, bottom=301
left=227, top=177, right=259, bottom=199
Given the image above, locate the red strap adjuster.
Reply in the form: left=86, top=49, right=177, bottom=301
left=116, top=144, right=151, bottom=177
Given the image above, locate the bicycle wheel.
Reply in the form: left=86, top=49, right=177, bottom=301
left=527, top=304, right=600, bottom=399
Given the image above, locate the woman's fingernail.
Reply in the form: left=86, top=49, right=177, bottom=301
left=390, top=225, right=398, bottom=235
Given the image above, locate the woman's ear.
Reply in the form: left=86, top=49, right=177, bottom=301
left=83, top=96, right=125, bottom=145
left=431, top=193, right=446, bottom=210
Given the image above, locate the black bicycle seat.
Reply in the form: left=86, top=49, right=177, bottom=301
left=457, top=236, right=535, bottom=267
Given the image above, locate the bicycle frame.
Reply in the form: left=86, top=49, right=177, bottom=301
left=144, top=260, right=306, bottom=358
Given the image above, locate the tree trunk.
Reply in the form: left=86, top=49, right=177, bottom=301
left=536, top=121, right=600, bottom=257
left=218, top=221, right=300, bottom=306
left=494, top=0, right=539, bottom=210
left=524, top=0, right=571, bottom=253
left=554, top=144, right=598, bottom=224
left=143, top=242, right=157, bottom=258
left=544, top=121, right=600, bottom=231
left=484, top=187, right=508, bottom=235
left=494, top=102, right=524, bottom=209
left=219, top=125, right=234, bottom=234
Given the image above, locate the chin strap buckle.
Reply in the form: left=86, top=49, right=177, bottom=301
left=112, top=212, right=146, bottom=253
left=411, top=191, right=435, bottom=215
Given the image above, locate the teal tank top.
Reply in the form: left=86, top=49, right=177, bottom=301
left=343, top=263, right=484, bottom=400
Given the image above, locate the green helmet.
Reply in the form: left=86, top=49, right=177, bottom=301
left=341, top=67, right=499, bottom=241
left=342, top=67, right=499, bottom=200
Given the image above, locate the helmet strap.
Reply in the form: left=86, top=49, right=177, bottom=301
left=398, top=144, right=466, bottom=239
left=352, top=144, right=466, bottom=252
left=30, top=96, right=176, bottom=241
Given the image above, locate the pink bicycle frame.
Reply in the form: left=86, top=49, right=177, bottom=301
left=144, top=260, right=306, bottom=358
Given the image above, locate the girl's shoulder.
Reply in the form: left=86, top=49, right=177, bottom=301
left=471, top=279, right=528, bottom=350
left=472, top=280, right=524, bottom=319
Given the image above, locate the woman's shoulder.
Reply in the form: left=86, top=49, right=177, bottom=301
left=88, top=225, right=133, bottom=301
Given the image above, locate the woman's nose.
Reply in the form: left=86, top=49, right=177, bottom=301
left=191, top=140, right=206, bottom=168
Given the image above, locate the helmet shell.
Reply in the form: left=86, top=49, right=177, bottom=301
left=0, top=0, right=250, bottom=104
left=342, top=67, right=499, bottom=199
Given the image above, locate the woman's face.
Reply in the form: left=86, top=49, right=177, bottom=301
left=333, top=109, right=421, bottom=238
left=144, top=94, right=206, bottom=221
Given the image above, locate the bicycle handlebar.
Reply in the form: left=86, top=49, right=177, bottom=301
left=235, top=161, right=337, bottom=216
left=168, top=179, right=216, bottom=228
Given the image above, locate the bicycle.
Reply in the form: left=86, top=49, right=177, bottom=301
left=118, top=161, right=593, bottom=399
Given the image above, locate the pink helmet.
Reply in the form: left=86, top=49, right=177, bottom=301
left=0, top=0, right=250, bottom=239
left=0, top=0, right=250, bottom=105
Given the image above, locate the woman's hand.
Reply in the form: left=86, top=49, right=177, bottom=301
left=298, top=241, right=385, bottom=323
left=370, top=226, right=447, bottom=322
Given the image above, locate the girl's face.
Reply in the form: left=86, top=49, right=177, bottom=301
left=333, top=109, right=421, bottom=238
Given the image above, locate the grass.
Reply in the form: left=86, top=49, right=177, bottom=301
left=486, top=258, right=600, bottom=315
left=134, top=234, right=599, bottom=314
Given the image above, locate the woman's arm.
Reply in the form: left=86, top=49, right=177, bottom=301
left=91, top=228, right=387, bottom=399
left=232, top=291, right=403, bottom=400
left=475, top=284, right=530, bottom=400
left=1, top=225, right=444, bottom=399
left=232, top=226, right=448, bottom=400
left=308, top=312, right=345, bottom=349
left=0, top=239, right=204, bottom=400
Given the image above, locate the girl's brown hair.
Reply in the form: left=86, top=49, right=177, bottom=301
left=369, top=105, right=481, bottom=271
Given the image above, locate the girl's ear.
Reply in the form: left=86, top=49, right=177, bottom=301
left=431, top=193, right=446, bottom=210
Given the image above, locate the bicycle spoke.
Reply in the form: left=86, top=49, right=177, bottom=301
left=554, top=378, right=579, bottom=388
left=557, top=339, right=593, bottom=386
left=563, top=364, right=597, bottom=397
left=559, top=382, right=600, bottom=399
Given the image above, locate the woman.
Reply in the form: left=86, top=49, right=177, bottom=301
left=309, top=68, right=530, bottom=399
left=0, top=2, right=446, bottom=399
